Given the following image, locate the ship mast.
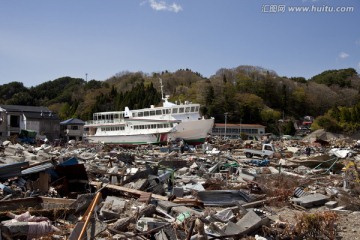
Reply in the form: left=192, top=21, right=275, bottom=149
left=159, top=78, right=164, bottom=100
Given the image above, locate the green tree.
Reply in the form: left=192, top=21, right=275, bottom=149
left=310, top=68, right=356, bottom=87
left=0, top=82, right=29, bottom=103
left=282, top=120, right=296, bottom=135
left=312, top=115, right=342, bottom=133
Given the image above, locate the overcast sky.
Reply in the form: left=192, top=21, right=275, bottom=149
left=1, top=0, right=359, bottom=87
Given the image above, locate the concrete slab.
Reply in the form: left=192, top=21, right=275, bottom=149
left=291, top=193, right=329, bottom=208
left=100, top=196, right=127, bottom=219
left=224, top=210, right=269, bottom=235
left=172, top=187, right=184, bottom=197
left=157, top=200, right=202, bottom=217
left=325, top=201, right=338, bottom=209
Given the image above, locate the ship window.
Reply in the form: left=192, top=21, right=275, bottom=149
left=152, top=124, right=156, bottom=128
left=156, top=110, right=162, bottom=115
left=132, top=112, right=137, bottom=117
left=138, top=112, right=143, bottom=117
left=185, top=107, right=190, bottom=113
left=144, top=111, right=149, bottom=117
left=179, top=108, right=184, bottom=113
left=114, top=114, right=119, bottom=118
left=172, top=108, right=178, bottom=114
left=120, top=126, right=125, bottom=130
left=191, top=107, right=195, bottom=112
left=195, top=106, right=199, bottom=112
left=150, top=111, right=155, bottom=116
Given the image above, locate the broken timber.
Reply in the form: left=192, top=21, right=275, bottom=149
left=90, top=181, right=204, bottom=208
left=68, top=192, right=102, bottom=240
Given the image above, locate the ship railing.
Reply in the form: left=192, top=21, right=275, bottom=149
left=85, top=119, right=125, bottom=125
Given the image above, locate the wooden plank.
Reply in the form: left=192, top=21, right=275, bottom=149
left=68, top=192, right=102, bottom=240
left=90, top=181, right=205, bottom=207
left=90, top=181, right=169, bottom=201
left=138, top=192, right=152, bottom=204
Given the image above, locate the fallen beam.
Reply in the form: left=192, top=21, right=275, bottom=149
left=90, top=181, right=168, bottom=201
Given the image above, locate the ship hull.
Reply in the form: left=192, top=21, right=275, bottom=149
left=85, top=132, right=169, bottom=145
left=170, top=118, right=214, bottom=145
left=85, top=118, right=214, bottom=146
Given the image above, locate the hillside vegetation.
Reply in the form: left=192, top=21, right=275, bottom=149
left=0, top=66, right=359, bottom=135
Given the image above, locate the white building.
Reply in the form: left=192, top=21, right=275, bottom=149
left=212, top=123, right=266, bottom=139
left=60, top=118, right=85, bottom=142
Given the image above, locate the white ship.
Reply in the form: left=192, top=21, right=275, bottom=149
left=84, top=81, right=214, bottom=146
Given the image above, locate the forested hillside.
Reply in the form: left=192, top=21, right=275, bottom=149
left=1, top=66, right=359, bottom=134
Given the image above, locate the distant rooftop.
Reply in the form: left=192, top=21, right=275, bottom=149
left=0, top=105, right=58, bottom=120
left=60, top=118, right=85, bottom=125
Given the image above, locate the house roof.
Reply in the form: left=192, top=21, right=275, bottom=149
left=0, top=105, right=59, bottom=120
left=60, top=118, right=85, bottom=125
left=0, top=105, right=50, bottom=113
left=214, top=123, right=265, bottom=128
left=24, top=111, right=59, bottom=120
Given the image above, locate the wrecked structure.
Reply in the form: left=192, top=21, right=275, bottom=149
left=0, top=132, right=360, bottom=239
left=0, top=105, right=60, bottom=142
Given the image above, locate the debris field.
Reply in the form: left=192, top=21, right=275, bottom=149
left=1, top=132, right=360, bottom=240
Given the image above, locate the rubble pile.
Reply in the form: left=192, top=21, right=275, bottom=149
left=0, top=135, right=360, bottom=239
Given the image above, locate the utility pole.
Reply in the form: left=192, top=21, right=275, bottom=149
left=85, top=73, right=88, bottom=82
left=239, top=118, right=242, bottom=139
left=224, top=112, right=228, bottom=139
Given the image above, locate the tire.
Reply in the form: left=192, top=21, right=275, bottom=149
left=245, top=152, right=253, bottom=158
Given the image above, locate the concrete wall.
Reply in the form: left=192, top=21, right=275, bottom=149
left=0, top=112, right=6, bottom=140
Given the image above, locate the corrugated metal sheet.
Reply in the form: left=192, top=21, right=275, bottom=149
left=0, top=162, right=29, bottom=180
left=21, top=163, right=54, bottom=175
left=197, top=190, right=252, bottom=206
